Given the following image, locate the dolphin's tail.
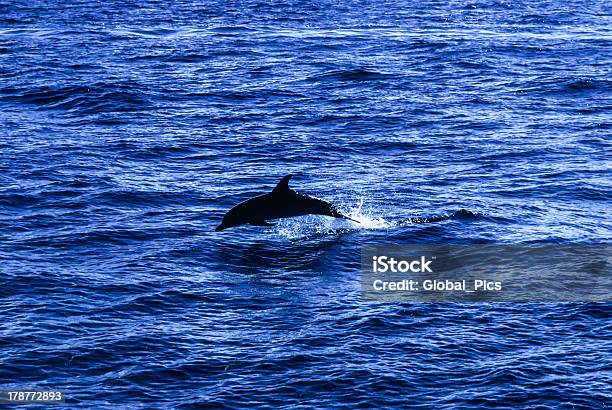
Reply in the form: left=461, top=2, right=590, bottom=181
left=340, top=214, right=360, bottom=223
left=320, top=200, right=360, bottom=223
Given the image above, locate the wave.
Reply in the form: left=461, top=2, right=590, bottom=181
left=565, top=78, right=607, bottom=91
left=492, top=183, right=611, bottom=201
left=0, top=82, right=149, bottom=113
left=308, top=68, right=395, bottom=82
left=514, top=77, right=611, bottom=95
left=397, top=209, right=483, bottom=224
left=127, top=53, right=211, bottom=63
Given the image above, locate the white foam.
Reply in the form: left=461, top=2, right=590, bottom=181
left=344, top=196, right=393, bottom=229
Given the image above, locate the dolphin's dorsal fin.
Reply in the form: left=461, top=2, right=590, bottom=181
left=272, top=174, right=292, bottom=194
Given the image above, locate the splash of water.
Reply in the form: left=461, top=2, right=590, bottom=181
left=344, top=196, right=393, bottom=229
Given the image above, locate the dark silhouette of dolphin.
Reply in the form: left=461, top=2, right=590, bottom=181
left=215, top=174, right=359, bottom=231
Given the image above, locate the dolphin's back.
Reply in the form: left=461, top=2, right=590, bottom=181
left=216, top=174, right=355, bottom=231
left=241, top=190, right=339, bottom=220
left=287, top=191, right=340, bottom=218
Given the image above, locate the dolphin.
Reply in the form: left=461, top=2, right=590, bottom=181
left=215, top=174, right=358, bottom=231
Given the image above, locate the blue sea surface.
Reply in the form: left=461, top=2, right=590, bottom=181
left=1, top=0, right=611, bottom=408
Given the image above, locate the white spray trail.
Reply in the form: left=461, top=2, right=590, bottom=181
left=344, top=195, right=393, bottom=229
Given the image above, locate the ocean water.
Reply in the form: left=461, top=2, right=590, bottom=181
left=1, top=0, right=611, bottom=408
